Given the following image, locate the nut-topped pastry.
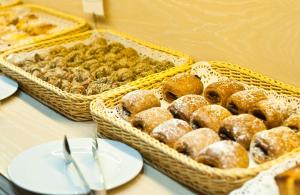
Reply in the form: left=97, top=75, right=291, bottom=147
left=132, top=107, right=173, bottom=134
left=121, top=90, right=160, bottom=119
left=283, top=114, right=300, bottom=132
left=218, top=114, right=266, bottom=149
left=167, top=95, right=208, bottom=122
left=249, top=99, right=288, bottom=128
left=151, top=119, right=192, bottom=147
left=204, top=79, right=245, bottom=106
left=174, top=128, right=220, bottom=159
left=161, top=73, right=203, bottom=102
left=250, top=126, right=300, bottom=164
left=190, top=105, right=232, bottom=132
left=196, top=140, right=249, bottom=169
left=226, top=89, right=268, bottom=115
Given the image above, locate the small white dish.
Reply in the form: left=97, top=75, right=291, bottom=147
left=8, top=138, right=143, bottom=195
left=0, top=74, right=18, bottom=100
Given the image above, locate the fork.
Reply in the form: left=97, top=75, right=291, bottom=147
left=63, top=135, right=92, bottom=194
left=92, top=135, right=107, bottom=195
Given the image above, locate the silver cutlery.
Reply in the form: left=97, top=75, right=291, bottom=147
left=63, top=135, right=92, bottom=194
left=92, top=135, right=107, bottom=195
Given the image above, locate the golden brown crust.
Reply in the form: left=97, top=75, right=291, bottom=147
left=121, top=90, right=161, bottom=118
left=250, top=126, right=300, bottom=164
left=167, top=95, right=208, bottom=122
left=249, top=99, right=286, bottom=128
left=226, top=89, right=268, bottom=114
left=283, top=114, right=300, bottom=132
left=218, top=114, right=266, bottom=150
left=190, top=105, right=232, bottom=132
left=174, top=128, right=220, bottom=159
left=196, top=140, right=249, bottom=169
left=151, top=119, right=192, bottom=147
left=204, top=79, right=245, bottom=106
left=275, top=165, right=300, bottom=195
left=131, top=107, right=173, bottom=134
left=161, top=73, right=204, bottom=102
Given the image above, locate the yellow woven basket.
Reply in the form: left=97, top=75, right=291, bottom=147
left=0, top=0, right=21, bottom=9
left=0, top=29, right=192, bottom=121
left=0, top=3, right=89, bottom=52
left=90, top=61, right=300, bottom=194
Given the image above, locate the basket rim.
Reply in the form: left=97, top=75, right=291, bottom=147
left=90, top=61, right=300, bottom=180
left=0, top=0, right=21, bottom=9
left=0, top=3, right=88, bottom=52
left=0, top=29, right=193, bottom=101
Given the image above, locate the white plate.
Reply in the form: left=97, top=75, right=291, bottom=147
left=8, top=138, right=143, bottom=195
left=0, top=74, right=18, bottom=100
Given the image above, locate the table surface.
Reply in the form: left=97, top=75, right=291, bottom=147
left=1, top=0, right=300, bottom=194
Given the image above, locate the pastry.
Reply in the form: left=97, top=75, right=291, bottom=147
left=204, top=79, right=245, bottom=106
left=167, top=95, right=208, bottom=122
left=226, top=89, right=268, bottom=114
left=218, top=114, right=266, bottom=149
left=121, top=90, right=160, bottom=118
left=151, top=119, right=192, bottom=147
left=161, top=73, right=204, bottom=102
left=249, top=99, right=288, bottom=128
left=131, top=107, right=173, bottom=134
left=196, top=140, right=249, bottom=169
left=275, top=164, right=300, bottom=195
left=174, top=128, right=220, bottom=159
left=190, top=105, right=232, bottom=132
left=283, top=114, right=300, bottom=132
left=250, top=126, right=300, bottom=164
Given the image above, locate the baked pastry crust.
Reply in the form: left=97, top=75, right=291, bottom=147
left=121, top=90, right=160, bottom=118
left=190, top=105, right=232, bottom=132
left=174, top=128, right=220, bottom=159
left=196, top=140, right=249, bottom=169
left=283, top=114, right=300, bottom=132
left=249, top=99, right=287, bottom=128
left=167, top=94, right=208, bottom=122
left=275, top=164, right=300, bottom=195
left=219, top=114, right=266, bottom=149
left=131, top=107, right=173, bottom=134
left=161, top=73, right=204, bottom=102
left=151, top=119, right=192, bottom=147
left=226, top=89, right=268, bottom=114
left=250, top=126, right=300, bottom=164
left=204, top=79, right=245, bottom=106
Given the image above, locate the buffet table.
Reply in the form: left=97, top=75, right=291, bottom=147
left=1, top=0, right=300, bottom=194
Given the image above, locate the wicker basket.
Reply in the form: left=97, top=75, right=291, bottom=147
left=90, top=61, right=300, bottom=194
left=0, top=0, right=21, bottom=9
left=0, top=29, right=192, bottom=121
left=0, top=4, right=89, bottom=52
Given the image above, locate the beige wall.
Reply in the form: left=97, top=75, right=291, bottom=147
left=25, top=0, right=300, bottom=87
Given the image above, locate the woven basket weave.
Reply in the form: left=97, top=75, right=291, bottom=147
left=0, top=4, right=89, bottom=52
left=90, top=61, right=300, bottom=194
left=0, top=29, right=192, bottom=121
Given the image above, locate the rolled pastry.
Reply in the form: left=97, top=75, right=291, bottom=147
left=190, top=105, right=232, bottom=132
left=196, top=140, right=249, bottom=169
left=161, top=73, right=204, bottom=102
left=250, top=126, right=300, bottom=164
left=283, top=114, right=300, bottom=132
left=174, top=128, right=220, bottom=159
left=167, top=95, right=209, bottom=122
left=204, top=79, right=245, bottom=106
left=132, top=107, right=173, bottom=134
left=151, top=119, right=192, bottom=147
left=218, top=114, right=266, bottom=149
left=121, top=90, right=160, bottom=118
left=249, top=99, right=287, bottom=128
left=226, top=89, right=268, bottom=114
